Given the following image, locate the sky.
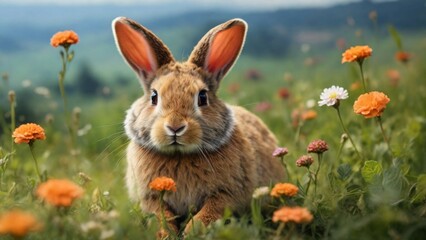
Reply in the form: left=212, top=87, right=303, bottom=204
left=0, top=0, right=387, bottom=10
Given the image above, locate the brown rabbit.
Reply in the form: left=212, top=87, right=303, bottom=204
left=112, top=17, right=286, bottom=235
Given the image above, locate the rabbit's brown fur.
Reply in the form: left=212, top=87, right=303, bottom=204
left=112, top=17, right=286, bottom=235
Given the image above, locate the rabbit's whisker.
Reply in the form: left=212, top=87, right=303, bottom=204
left=197, top=145, right=216, bottom=174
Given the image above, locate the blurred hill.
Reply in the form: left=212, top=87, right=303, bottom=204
left=0, top=0, right=425, bottom=86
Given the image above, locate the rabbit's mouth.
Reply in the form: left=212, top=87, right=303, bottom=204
left=170, top=140, right=182, bottom=146
left=151, top=135, right=199, bottom=153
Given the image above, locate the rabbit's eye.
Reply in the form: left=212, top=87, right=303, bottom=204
left=198, top=90, right=208, bottom=107
left=151, top=90, right=158, bottom=105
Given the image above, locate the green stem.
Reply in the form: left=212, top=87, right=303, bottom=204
left=0, top=105, right=7, bottom=138
left=376, top=116, right=394, bottom=157
left=305, top=167, right=313, bottom=196
left=58, top=47, right=75, bottom=148
left=158, top=191, right=175, bottom=238
left=294, top=120, right=304, bottom=143
left=314, top=154, right=322, bottom=197
left=275, top=222, right=285, bottom=239
left=336, top=138, right=345, bottom=160
left=281, top=156, right=290, bottom=181
left=251, top=199, right=264, bottom=228
left=358, top=61, right=368, bottom=92
left=10, top=96, right=15, bottom=163
left=28, top=142, right=42, bottom=182
left=336, top=108, right=363, bottom=160
left=284, top=223, right=295, bottom=240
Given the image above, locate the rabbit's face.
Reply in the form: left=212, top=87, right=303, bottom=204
left=125, top=63, right=233, bottom=154
left=114, top=17, right=246, bottom=154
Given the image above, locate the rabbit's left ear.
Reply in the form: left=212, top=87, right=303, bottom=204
left=112, top=17, right=174, bottom=90
left=189, top=19, right=247, bottom=87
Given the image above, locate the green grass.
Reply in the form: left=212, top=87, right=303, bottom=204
left=1, top=27, right=426, bottom=239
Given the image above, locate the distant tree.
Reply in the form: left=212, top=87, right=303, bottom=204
left=245, top=25, right=292, bottom=58
left=74, top=62, right=102, bottom=95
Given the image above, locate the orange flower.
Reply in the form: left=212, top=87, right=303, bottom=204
left=12, top=123, right=46, bottom=144
left=272, top=206, right=313, bottom=224
left=353, top=91, right=390, bottom=118
left=50, top=30, right=79, bottom=48
left=36, top=179, right=84, bottom=207
left=395, top=51, right=411, bottom=63
left=0, top=210, right=41, bottom=237
left=270, top=183, right=298, bottom=197
left=341, top=45, right=372, bottom=63
left=149, top=177, right=176, bottom=192
left=301, top=110, right=317, bottom=121
left=350, top=81, right=362, bottom=91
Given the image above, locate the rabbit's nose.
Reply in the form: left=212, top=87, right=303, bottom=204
left=165, top=124, right=187, bottom=136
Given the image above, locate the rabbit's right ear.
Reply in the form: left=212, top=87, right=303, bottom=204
left=189, top=19, right=247, bottom=91
left=112, top=17, right=174, bottom=90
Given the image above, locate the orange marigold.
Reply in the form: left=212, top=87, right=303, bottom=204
left=272, top=206, right=313, bottom=224
left=36, top=179, right=84, bottom=207
left=0, top=210, right=41, bottom=237
left=341, top=45, right=372, bottom=63
left=50, top=30, right=79, bottom=48
left=353, top=91, right=390, bottom=118
left=12, top=123, right=46, bottom=144
left=270, top=183, right=298, bottom=197
left=149, top=177, right=177, bottom=192
left=301, top=110, right=317, bottom=121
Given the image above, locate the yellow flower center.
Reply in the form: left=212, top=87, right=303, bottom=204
left=329, top=92, right=338, bottom=99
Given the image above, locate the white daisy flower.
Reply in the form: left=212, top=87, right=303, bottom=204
left=318, top=85, right=348, bottom=107
left=252, top=186, right=270, bottom=199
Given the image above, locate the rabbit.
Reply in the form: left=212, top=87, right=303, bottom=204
left=112, top=16, right=286, bottom=235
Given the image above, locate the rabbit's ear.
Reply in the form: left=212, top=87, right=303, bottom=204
left=112, top=17, right=174, bottom=89
left=189, top=19, right=247, bottom=87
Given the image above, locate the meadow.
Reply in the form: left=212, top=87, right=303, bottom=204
left=1, top=5, right=426, bottom=240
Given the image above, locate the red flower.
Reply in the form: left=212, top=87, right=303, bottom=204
left=277, top=87, right=290, bottom=100
left=395, top=51, right=411, bottom=63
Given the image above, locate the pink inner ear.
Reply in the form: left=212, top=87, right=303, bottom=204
left=115, top=21, right=157, bottom=73
left=206, top=24, right=245, bottom=73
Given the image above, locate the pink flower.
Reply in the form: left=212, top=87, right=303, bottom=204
left=296, top=155, right=314, bottom=168
left=307, top=139, right=329, bottom=154
left=272, top=147, right=289, bottom=157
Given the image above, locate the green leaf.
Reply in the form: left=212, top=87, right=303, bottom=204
left=412, top=174, right=426, bottom=203
left=337, top=163, right=352, bottom=181
left=361, top=160, right=383, bottom=183
left=406, top=117, right=423, bottom=140
left=382, top=166, right=402, bottom=192
left=382, top=165, right=404, bottom=204
left=388, top=25, right=403, bottom=50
